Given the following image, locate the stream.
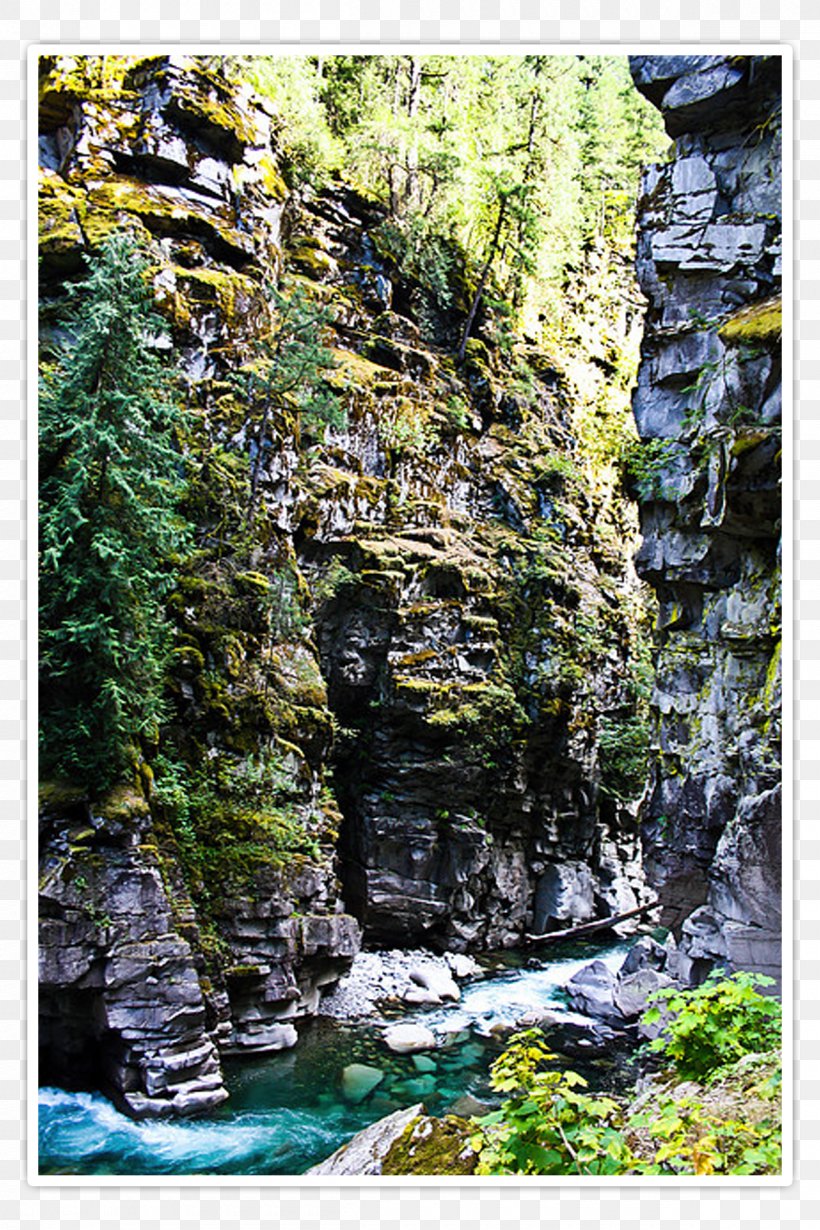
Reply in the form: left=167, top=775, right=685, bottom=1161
left=38, top=939, right=636, bottom=1176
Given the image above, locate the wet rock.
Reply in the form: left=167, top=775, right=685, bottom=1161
left=445, top=952, right=482, bottom=980
left=613, top=968, right=675, bottom=1021
left=403, top=987, right=441, bottom=1006
left=619, top=935, right=670, bottom=977
left=446, top=1093, right=491, bottom=1117
left=382, top=1023, right=437, bottom=1054
left=394, top=1074, right=437, bottom=1100
left=409, top=964, right=460, bottom=1002
left=565, top=960, right=622, bottom=1024
left=341, top=1062, right=385, bottom=1104
left=307, top=1104, right=424, bottom=1176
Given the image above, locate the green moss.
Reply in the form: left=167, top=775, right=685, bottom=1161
left=171, top=63, right=261, bottom=152
left=255, top=153, right=288, bottom=202
left=94, top=783, right=150, bottom=822
left=290, top=244, right=338, bottom=277
left=719, top=296, right=782, bottom=346
left=381, top=1115, right=478, bottom=1175
left=325, top=346, right=395, bottom=390
left=38, top=171, right=88, bottom=256
left=171, top=266, right=259, bottom=330
left=86, top=178, right=254, bottom=260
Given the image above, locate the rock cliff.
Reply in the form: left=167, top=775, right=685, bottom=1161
left=628, top=55, right=782, bottom=984
left=38, top=53, right=658, bottom=1116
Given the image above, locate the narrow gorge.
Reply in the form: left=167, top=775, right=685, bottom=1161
left=36, top=51, right=783, bottom=1175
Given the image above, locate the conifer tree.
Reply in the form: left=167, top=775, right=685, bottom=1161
left=39, top=233, right=187, bottom=793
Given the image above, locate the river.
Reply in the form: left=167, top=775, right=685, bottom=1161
left=38, top=939, right=636, bottom=1176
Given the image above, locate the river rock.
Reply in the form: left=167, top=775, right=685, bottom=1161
left=408, top=964, right=461, bottom=1001
left=613, top=968, right=674, bottom=1021
left=403, top=986, right=442, bottom=1006
left=307, top=1104, right=424, bottom=1176
left=619, top=935, right=669, bottom=977
left=382, top=1023, right=437, bottom=1054
left=447, top=1093, right=491, bottom=1117
left=394, top=1074, right=437, bottom=1099
left=411, top=1054, right=437, bottom=1073
left=565, top=960, right=622, bottom=1023
left=341, top=1062, right=385, bottom=1104
left=445, top=953, right=482, bottom=980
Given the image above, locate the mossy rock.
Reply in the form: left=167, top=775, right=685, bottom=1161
left=325, top=346, right=395, bottom=391
left=719, top=296, right=781, bottom=346
left=165, top=62, right=263, bottom=159
left=86, top=177, right=255, bottom=261
left=169, top=265, right=261, bottom=332
left=290, top=244, right=339, bottom=279
left=254, top=153, right=288, bottom=202
left=381, top=1115, right=478, bottom=1176
left=93, top=782, right=151, bottom=823
left=38, top=170, right=89, bottom=260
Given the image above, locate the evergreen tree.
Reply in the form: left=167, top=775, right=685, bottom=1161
left=230, top=278, right=344, bottom=530
left=39, top=233, right=187, bottom=793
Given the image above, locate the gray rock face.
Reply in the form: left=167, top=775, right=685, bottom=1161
left=307, top=1104, right=423, bottom=1175
left=39, top=814, right=229, bottom=1118
left=629, top=54, right=782, bottom=984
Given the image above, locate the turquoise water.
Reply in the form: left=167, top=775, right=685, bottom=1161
left=39, top=941, right=631, bottom=1176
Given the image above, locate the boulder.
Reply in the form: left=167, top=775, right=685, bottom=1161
left=307, top=1104, right=424, bottom=1176
left=619, top=935, right=669, bottom=977
left=613, top=968, right=675, bottom=1021
left=565, top=960, right=622, bottom=1024
left=382, top=1023, right=437, bottom=1054
left=341, top=1063, right=385, bottom=1104
left=445, top=953, right=482, bottom=980
left=408, top=964, right=460, bottom=1002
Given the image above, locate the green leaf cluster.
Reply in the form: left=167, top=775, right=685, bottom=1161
left=471, top=1030, right=630, bottom=1176
left=642, top=970, right=782, bottom=1081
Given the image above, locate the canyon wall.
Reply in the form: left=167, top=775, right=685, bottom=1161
left=628, top=54, right=783, bottom=984
left=38, top=54, right=655, bottom=1114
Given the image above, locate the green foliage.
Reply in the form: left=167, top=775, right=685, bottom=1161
left=152, top=747, right=321, bottom=900
left=39, top=232, right=188, bottom=792
left=621, top=436, right=677, bottom=501
left=628, top=1074, right=782, bottom=1176
left=471, top=1031, right=630, bottom=1176
left=377, top=396, right=437, bottom=458
left=238, top=56, right=343, bottom=184
left=642, top=971, right=782, bottom=1082
left=470, top=991, right=783, bottom=1178
left=232, top=280, right=344, bottom=495
left=598, top=713, right=650, bottom=801
left=312, top=557, right=360, bottom=606
left=235, top=54, right=667, bottom=341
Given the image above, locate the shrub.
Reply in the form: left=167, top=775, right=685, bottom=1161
left=642, top=970, right=782, bottom=1082
left=471, top=1031, right=631, bottom=1176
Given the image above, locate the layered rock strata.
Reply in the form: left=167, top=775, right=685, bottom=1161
left=38, top=52, right=658, bottom=1115
left=37, top=53, right=361, bottom=1115
left=628, top=55, right=783, bottom=983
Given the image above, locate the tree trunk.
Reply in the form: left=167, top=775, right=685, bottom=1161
left=456, top=193, right=509, bottom=363
left=525, top=901, right=657, bottom=945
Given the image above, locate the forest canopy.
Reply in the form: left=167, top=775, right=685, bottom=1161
left=231, top=53, right=670, bottom=340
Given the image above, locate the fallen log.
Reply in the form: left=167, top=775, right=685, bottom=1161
left=525, top=901, right=658, bottom=945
